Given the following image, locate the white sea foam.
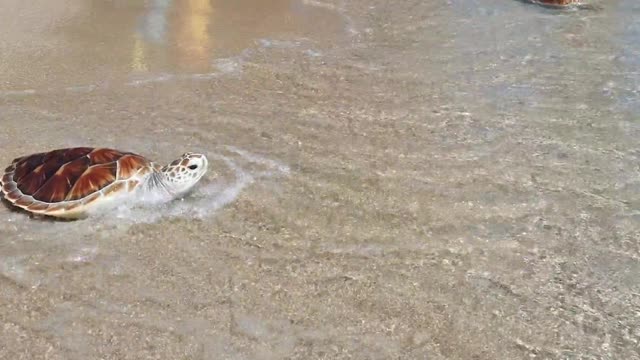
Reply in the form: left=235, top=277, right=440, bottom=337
left=119, top=152, right=259, bottom=223
left=65, top=84, right=98, bottom=93
left=212, top=57, right=244, bottom=74
left=304, top=49, right=323, bottom=57
left=226, top=146, right=291, bottom=175
left=257, top=38, right=303, bottom=49
left=126, top=73, right=175, bottom=86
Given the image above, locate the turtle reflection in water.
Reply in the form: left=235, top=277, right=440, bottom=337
left=1, top=147, right=208, bottom=219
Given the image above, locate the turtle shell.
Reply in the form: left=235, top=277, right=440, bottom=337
left=530, top=0, right=576, bottom=6
left=1, top=147, right=153, bottom=218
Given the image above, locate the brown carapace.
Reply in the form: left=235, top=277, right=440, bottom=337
left=1, top=147, right=209, bottom=219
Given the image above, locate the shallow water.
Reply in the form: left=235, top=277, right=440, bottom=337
left=0, top=0, right=344, bottom=92
left=1, top=0, right=640, bottom=359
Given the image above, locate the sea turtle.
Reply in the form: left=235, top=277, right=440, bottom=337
left=522, top=0, right=598, bottom=10
left=533, top=0, right=575, bottom=5
left=0, top=147, right=208, bottom=219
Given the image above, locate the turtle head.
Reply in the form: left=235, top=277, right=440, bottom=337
left=160, top=152, right=208, bottom=197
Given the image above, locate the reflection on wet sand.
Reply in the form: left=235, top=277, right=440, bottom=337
left=169, top=0, right=213, bottom=72
left=134, top=0, right=214, bottom=72
left=131, top=37, right=148, bottom=72
left=0, top=0, right=344, bottom=90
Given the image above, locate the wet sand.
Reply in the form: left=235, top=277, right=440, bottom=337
left=1, top=0, right=640, bottom=359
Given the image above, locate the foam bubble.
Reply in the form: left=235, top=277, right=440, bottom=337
left=304, top=49, right=323, bottom=57
left=212, top=57, right=244, bottom=74
left=257, top=38, right=303, bottom=49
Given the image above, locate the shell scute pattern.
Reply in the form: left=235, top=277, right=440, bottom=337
left=8, top=147, right=138, bottom=204
left=49, top=156, right=93, bottom=200
left=66, top=162, right=119, bottom=201
left=14, top=195, right=34, bottom=207
left=88, top=148, right=124, bottom=164
left=118, top=154, right=148, bottom=179
left=0, top=147, right=153, bottom=219
left=13, top=152, right=46, bottom=181
left=27, top=202, right=49, bottom=212
left=32, top=170, right=71, bottom=203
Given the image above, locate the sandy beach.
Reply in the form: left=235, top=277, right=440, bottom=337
left=1, top=0, right=639, bottom=359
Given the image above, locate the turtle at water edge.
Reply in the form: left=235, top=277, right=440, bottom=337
left=0, top=147, right=208, bottom=219
left=525, top=0, right=600, bottom=10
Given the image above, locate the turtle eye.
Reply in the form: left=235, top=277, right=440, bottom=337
left=188, top=164, right=198, bottom=170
